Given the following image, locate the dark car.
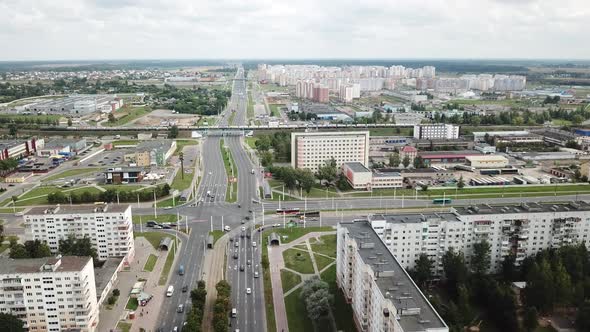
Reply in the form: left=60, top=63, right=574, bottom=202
left=182, top=285, right=188, bottom=293
left=240, top=265, right=245, bottom=271
left=162, top=225, right=172, bottom=229
left=244, top=216, right=250, bottom=220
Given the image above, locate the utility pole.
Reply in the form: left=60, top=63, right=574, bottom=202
left=139, top=214, right=143, bottom=233
left=283, top=211, right=286, bottom=228
left=153, top=190, right=157, bottom=218
left=179, top=152, right=184, bottom=180
left=262, top=202, right=265, bottom=227
left=210, top=216, right=213, bottom=232
left=137, top=193, right=140, bottom=209
left=221, top=216, right=224, bottom=230
left=116, top=191, right=120, bottom=205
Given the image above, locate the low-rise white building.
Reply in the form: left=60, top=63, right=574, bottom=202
left=367, top=201, right=590, bottom=274
left=465, top=155, right=509, bottom=168
left=0, top=256, right=99, bottom=332
left=342, top=162, right=403, bottom=190
left=337, top=221, right=448, bottom=332
left=24, top=204, right=134, bottom=263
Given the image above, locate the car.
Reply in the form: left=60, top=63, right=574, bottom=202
left=252, top=241, right=257, bottom=247
left=224, top=226, right=231, bottom=232
left=182, top=285, right=188, bottom=292
left=209, top=172, right=212, bottom=175
left=237, top=204, right=241, bottom=208
left=273, top=223, right=281, bottom=227
left=170, top=223, right=177, bottom=227
left=240, top=265, right=244, bottom=271
left=241, top=219, right=245, bottom=224
left=233, top=252, right=238, bottom=259
left=229, top=237, right=234, bottom=242
left=245, top=216, right=250, bottom=220
left=162, top=225, right=171, bottom=229
left=164, top=206, right=173, bottom=210
left=254, top=271, right=259, bottom=278
left=173, top=327, right=178, bottom=332
left=234, top=241, right=239, bottom=248
left=247, top=259, right=251, bottom=266
left=210, top=198, right=215, bottom=202
left=177, top=304, right=184, bottom=313
left=246, top=288, right=251, bottom=294
left=153, top=225, right=163, bottom=229
left=241, top=226, right=246, bottom=231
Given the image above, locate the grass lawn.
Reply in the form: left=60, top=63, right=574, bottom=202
left=143, top=254, right=158, bottom=272
left=552, top=119, right=572, bottom=126
left=116, top=321, right=132, bottom=332
left=220, top=139, right=238, bottom=203
left=209, top=230, right=224, bottom=245
left=134, top=232, right=173, bottom=250
left=9, top=186, right=102, bottom=206
left=314, top=254, right=334, bottom=271
left=269, top=104, right=284, bottom=117
left=320, top=264, right=357, bottom=332
left=245, top=137, right=258, bottom=149
left=267, top=179, right=338, bottom=199
left=100, top=184, right=145, bottom=192
left=269, top=226, right=333, bottom=244
left=19, top=186, right=63, bottom=199
left=125, top=297, right=139, bottom=310
left=155, top=196, right=179, bottom=208
left=42, top=168, right=101, bottom=182
left=104, top=106, right=151, bottom=127
left=283, top=249, right=315, bottom=274
left=170, top=166, right=195, bottom=192
left=281, top=269, right=302, bottom=293
left=174, top=139, right=199, bottom=155
left=284, top=288, right=314, bottom=332
left=310, top=234, right=337, bottom=258
left=0, top=208, right=24, bottom=213
left=112, top=140, right=139, bottom=147
left=159, top=240, right=179, bottom=285
left=132, top=214, right=179, bottom=225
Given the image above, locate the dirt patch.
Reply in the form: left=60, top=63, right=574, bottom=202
left=132, top=109, right=200, bottom=126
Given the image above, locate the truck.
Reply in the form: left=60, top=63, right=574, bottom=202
left=166, top=285, right=174, bottom=297
left=178, top=265, right=185, bottom=275
left=251, top=169, right=255, bottom=174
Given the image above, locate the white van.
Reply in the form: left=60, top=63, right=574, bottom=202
left=166, top=285, right=174, bottom=297
left=231, top=308, right=237, bottom=318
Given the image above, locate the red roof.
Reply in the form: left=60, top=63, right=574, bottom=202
left=401, top=146, right=417, bottom=153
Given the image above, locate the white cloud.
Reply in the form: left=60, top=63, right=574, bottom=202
left=0, top=0, right=588, bottom=60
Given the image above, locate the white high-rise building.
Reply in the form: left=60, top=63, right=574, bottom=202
left=339, top=84, right=354, bottom=103
left=24, top=204, right=135, bottom=263
left=0, top=256, right=99, bottom=332
left=413, top=124, right=460, bottom=140
left=337, top=221, right=448, bottom=332
left=291, top=131, right=370, bottom=172
left=367, top=201, right=590, bottom=274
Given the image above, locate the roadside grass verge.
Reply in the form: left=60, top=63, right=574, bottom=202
left=42, top=168, right=101, bottom=182
left=220, top=139, right=237, bottom=203
left=209, top=230, right=224, bottom=245
left=159, top=240, right=179, bottom=285
left=143, top=254, right=158, bottom=272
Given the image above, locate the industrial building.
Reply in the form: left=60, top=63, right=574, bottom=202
left=337, top=220, right=448, bottom=332
left=0, top=138, right=44, bottom=160
left=24, top=95, right=123, bottom=115
left=367, top=201, right=590, bottom=274
left=0, top=256, right=99, bottom=332
left=124, top=140, right=176, bottom=167
left=24, top=204, right=135, bottom=262
left=418, top=150, right=481, bottom=165
left=37, top=138, right=87, bottom=157
left=465, top=155, right=509, bottom=168
left=291, top=131, right=370, bottom=172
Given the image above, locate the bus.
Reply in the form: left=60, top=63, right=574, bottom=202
left=276, top=208, right=300, bottom=215
left=433, top=198, right=452, bottom=205
left=298, top=211, right=320, bottom=219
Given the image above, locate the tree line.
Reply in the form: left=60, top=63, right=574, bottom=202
left=183, top=280, right=207, bottom=331
left=47, top=184, right=171, bottom=204
left=155, top=85, right=231, bottom=116
left=254, top=132, right=291, bottom=164
left=9, top=235, right=98, bottom=264
left=213, top=280, right=232, bottom=332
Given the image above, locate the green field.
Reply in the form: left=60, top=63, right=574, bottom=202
left=143, top=254, right=158, bottom=272
left=281, top=269, right=302, bottom=293
left=368, top=127, right=413, bottom=136
left=284, top=289, right=315, bottom=332
left=0, top=114, right=63, bottom=123
left=42, top=168, right=101, bottom=182
left=268, top=227, right=333, bottom=244
left=209, top=230, right=224, bottom=245
left=100, top=184, right=145, bottom=192
left=314, top=253, right=334, bottom=271
left=269, top=104, right=284, bottom=117
left=197, top=116, right=216, bottom=126
left=449, top=98, right=533, bottom=107
left=132, top=214, right=179, bottom=225
left=155, top=196, right=178, bottom=208
left=320, top=264, right=357, bottom=332
left=116, top=322, right=132, bottom=332
left=104, top=106, right=151, bottom=127
left=283, top=249, right=315, bottom=274
left=112, top=140, right=139, bottom=147
left=310, top=234, right=337, bottom=257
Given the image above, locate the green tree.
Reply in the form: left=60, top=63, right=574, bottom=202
left=552, top=259, right=572, bottom=306
left=500, top=254, right=518, bottom=282
left=67, top=118, right=73, bottom=126
left=260, top=151, right=273, bottom=168
left=169, top=125, right=179, bottom=138
left=0, top=312, right=25, bottom=332
left=296, top=168, right=315, bottom=194
left=442, top=248, right=469, bottom=296
left=413, top=155, right=425, bottom=169
left=471, top=240, right=491, bottom=275
left=108, top=113, right=116, bottom=123
left=316, top=159, right=337, bottom=187
left=523, top=307, right=539, bottom=332
left=389, top=153, right=400, bottom=167
left=59, top=235, right=99, bottom=263
left=24, top=240, right=52, bottom=258
left=525, top=259, right=555, bottom=312
left=402, top=155, right=410, bottom=168
left=419, top=183, right=428, bottom=192
left=457, top=175, right=465, bottom=189
left=411, top=253, right=433, bottom=287
left=576, top=302, right=590, bottom=331
left=8, top=124, right=17, bottom=137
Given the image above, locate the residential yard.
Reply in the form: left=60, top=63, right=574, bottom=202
left=281, top=269, right=302, bottom=293
left=125, top=297, right=139, bottom=310
left=270, top=227, right=333, bottom=244
left=132, top=214, right=179, bottom=225
left=143, top=254, right=158, bottom=272
left=284, top=289, right=314, bottom=332
left=209, top=230, right=224, bottom=245
left=42, top=168, right=101, bottom=182
left=314, top=253, right=334, bottom=271
left=283, top=249, right=315, bottom=274
left=310, top=234, right=337, bottom=257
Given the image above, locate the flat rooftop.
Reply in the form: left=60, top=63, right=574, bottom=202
left=26, top=204, right=131, bottom=215
left=344, top=162, right=370, bottom=173
left=370, top=212, right=461, bottom=224
left=454, top=201, right=590, bottom=215
left=94, top=257, right=123, bottom=300
left=0, top=256, right=90, bottom=274
left=340, top=221, right=447, bottom=331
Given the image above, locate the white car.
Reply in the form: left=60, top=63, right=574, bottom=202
left=252, top=242, right=257, bottom=247
left=224, top=225, right=231, bottom=232
left=164, top=206, right=173, bottom=210
left=246, top=288, right=251, bottom=295
left=241, top=226, right=246, bottom=231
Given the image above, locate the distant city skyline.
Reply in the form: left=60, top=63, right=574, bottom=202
left=0, top=0, right=589, bottom=61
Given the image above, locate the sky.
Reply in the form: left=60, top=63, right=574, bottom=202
left=1, top=0, right=589, bottom=61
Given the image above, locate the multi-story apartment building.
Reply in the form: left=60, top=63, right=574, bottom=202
left=24, top=204, right=135, bottom=263
left=291, top=131, right=370, bottom=172
left=413, top=124, right=460, bottom=140
left=0, top=256, right=99, bottom=332
left=367, top=201, right=590, bottom=274
left=337, top=220, right=448, bottom=332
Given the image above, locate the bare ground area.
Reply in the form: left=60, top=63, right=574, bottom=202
left=131, top=109, right=199, bottom=126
